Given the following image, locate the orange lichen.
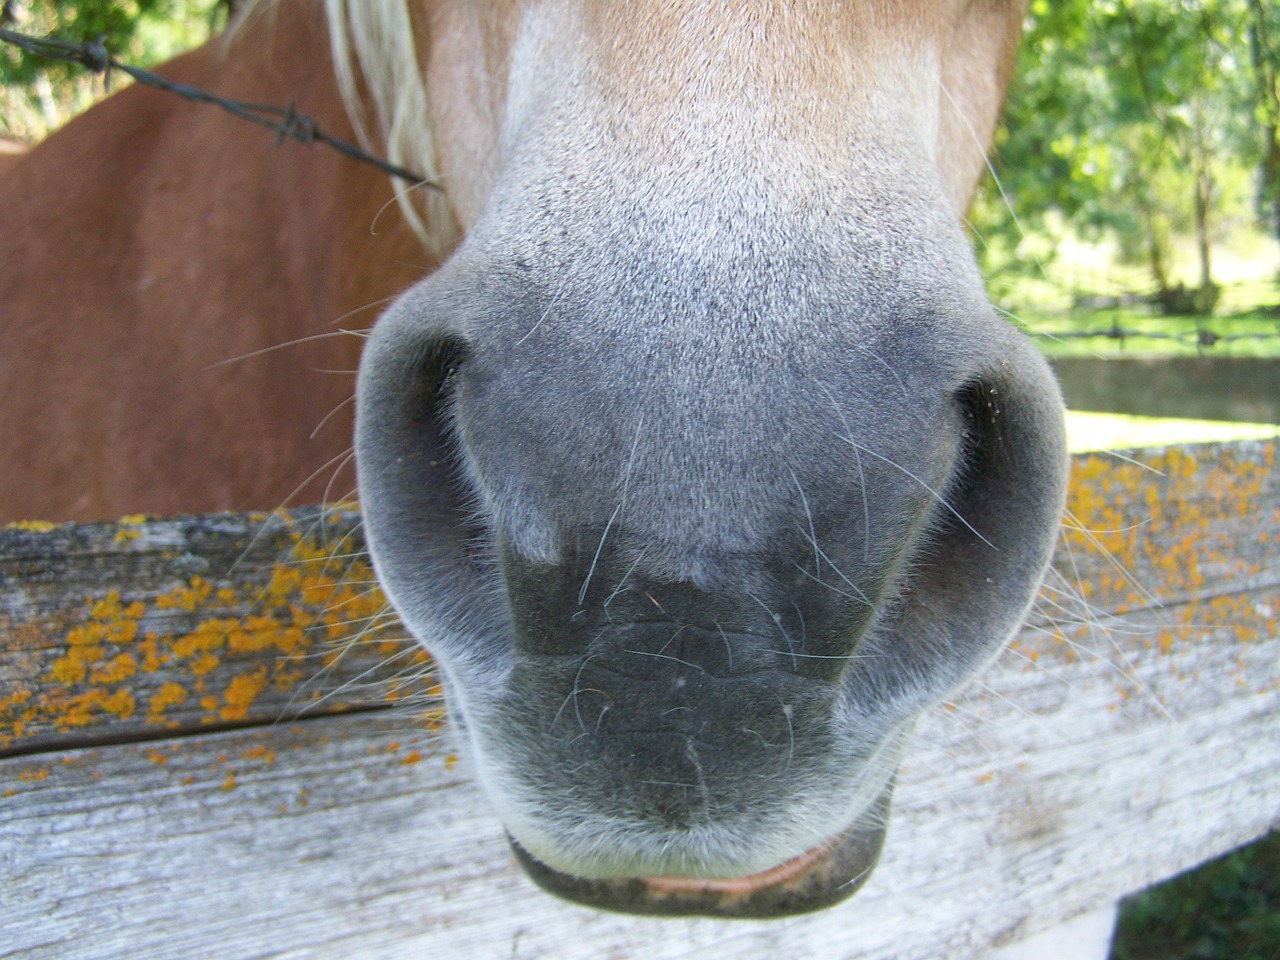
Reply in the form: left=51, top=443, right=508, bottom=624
left=89, top=653, right=138, bottom=685
left=148, top=682, right=188, bottom=721
left=219, top=668, right=269, bottom=722
left=2, top=514, right=431, bottom=749
left=190, top=652, right=221, bottom=677
left=57, top=687, right=136, bottom=729
left=155, top=577, right=214, bottom=612
left=241, top=744, right=277, bottom=763
left=6, top=520, right=58, bottom=532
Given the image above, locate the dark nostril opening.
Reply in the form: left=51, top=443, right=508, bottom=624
left=907, top=360, right=1067, bottom=620
left=948, top=374, right=1059, bottom=539
left=356, top=326, right=493, bottom=612
left=413, top=337, right=469, bottom=418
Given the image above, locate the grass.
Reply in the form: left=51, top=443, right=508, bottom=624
left=984, top=220, right=1280, bottom=359
left=1111, top=831, right=1280, bottom=960
left=1018, top=307, right=1280, bottom=359
left=1033, top=311, right=1280, bottom=359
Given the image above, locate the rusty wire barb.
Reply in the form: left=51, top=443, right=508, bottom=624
left=0, top=25, right=437, bottom=190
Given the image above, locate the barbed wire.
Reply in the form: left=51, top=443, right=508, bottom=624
left=0, top=25, right=436, bottom=190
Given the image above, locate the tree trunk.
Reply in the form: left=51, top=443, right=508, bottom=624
left=1248, top=0, right=1280, bottom=243
left=1195, top=163, right=1213, bottom=292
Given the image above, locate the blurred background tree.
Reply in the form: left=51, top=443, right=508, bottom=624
left=974, top=0, right=1280, bottom=314
left=0, top=0, right=232, bottom=140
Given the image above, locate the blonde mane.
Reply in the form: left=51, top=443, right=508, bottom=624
left=234, top=0, right=448, bottom=251
left=325, top=1, right=445, bottom=245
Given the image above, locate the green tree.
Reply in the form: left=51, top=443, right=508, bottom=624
left=1, top=0, right=226, bottom=140
left=1247, top=0, right=1280, bottom=242
left=977, top=0, right=1265, bottom=314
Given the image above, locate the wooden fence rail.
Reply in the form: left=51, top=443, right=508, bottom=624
left=2, top=441, right=1277, bottom=959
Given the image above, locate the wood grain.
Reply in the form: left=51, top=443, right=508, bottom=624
left=0, top=507, right=434, bottom=754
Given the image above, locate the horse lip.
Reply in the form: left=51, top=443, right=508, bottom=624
left=507, top=777, right=895, bottom=919
left=639, top=834, right=847, bottom=896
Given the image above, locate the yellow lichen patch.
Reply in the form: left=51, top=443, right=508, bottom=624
left=4, top=511, right=437, bottom=750
left=218, top=668, right=270, bottom=722
left=89, top=591, right=147, bottom=627
left=48, top=644, right=103, bottom=685
left=5, top=520, right=58, bottom=532
left=190, top=652, right=221, bottom=677
left=0, top=688, right=36, bottom=747
left=56, top=687, right=137, bottom=729
left=1043, top=445, right=1273, bottom=674
left=155, top=578, right=213, bottom=612
left=136, top=635, right=166, bottom=674
left=271, top=667, right=306, bottom=692
left=18, top=766, right=50, bottom=782
left=267, top=563, right=303, bottom=601
left=241, top=744, right=277, bottom=764
left=220, top=773, right=238, bottom=791
left=147, top=682, right=188, bottom=722
left=88, top=653, right=138, bottom=685
left=172, top=618, right=231, bottom=660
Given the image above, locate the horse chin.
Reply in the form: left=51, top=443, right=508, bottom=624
left=507, top=778, right=895, bottom=919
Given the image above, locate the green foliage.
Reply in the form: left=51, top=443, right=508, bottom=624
left=1111, top=831, right=1280, bottom=960
left=0, top=0, right=225, bottom=139
left=976, top=0, right=1275, bottom=301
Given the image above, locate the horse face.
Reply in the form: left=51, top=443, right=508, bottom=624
left=356, top=0, right=1063, bottom=918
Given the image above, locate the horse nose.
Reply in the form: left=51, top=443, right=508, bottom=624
left=501, top=542, right=872, bottom=684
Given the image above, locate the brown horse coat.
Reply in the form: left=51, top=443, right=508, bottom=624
left=0, top=3, right=427, bottom=522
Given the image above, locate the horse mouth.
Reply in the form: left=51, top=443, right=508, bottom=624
left=507, top=779, right=894, bottom=919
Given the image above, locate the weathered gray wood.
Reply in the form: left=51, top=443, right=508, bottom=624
left=0, top=507, right=433, bottom=754
left=1, top=441, right=1277, bottom=959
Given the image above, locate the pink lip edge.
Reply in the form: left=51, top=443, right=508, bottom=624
left=640, top=834, right=843, bottom=896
